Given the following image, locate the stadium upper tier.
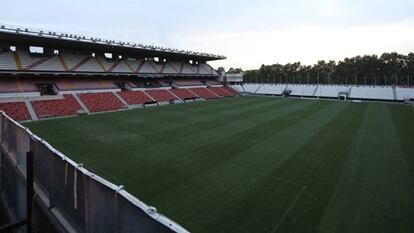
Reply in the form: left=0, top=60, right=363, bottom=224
left=0, top=24, right=225, bottom=61
left=0, top=50, right=218, bottom=76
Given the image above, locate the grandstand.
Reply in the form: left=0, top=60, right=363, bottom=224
left=0, top=25, right=238, bottom=123
left=1, top=24, right=414, bottom=233
left=235, top=83, right=414, bottom=102
left=0, top=24, right=239, bottom=233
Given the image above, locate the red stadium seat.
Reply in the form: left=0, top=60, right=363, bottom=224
left=222, top=86, right=239, bottom=96
left=169, top=88, right=197, bottom=100
left=0, top=102, right=32, bottom=121
left=78, top=92, right=125, bottom=113
left=208, top=87, right=233, bottom=97
left=145, top=89, right=178, bottom=102
left=117, top=91, right=153, bottom=105
left=31, top=94, right=82, bottom=119
left=189, top=88, right=218, bottom=99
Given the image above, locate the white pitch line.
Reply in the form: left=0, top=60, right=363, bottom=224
left=270, top=185, right=306, bottom=233
left=199, top=152, right=306, bottom=189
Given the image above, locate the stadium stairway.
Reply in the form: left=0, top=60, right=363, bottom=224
left=113, top=91, right=131, bottom=108
left=207, top=87, right=220, bottom=98
left=169, top=88, right=198, bottom=100
left=208, top=87, right=233, bottom=97
left=189, top=88, right=219, bottom=99
left=167, top=89, right=184, bottom=102
left=30, top=95, right=83, bottom=119
left=187, top=88, right=201, bottom=98
left=78, top=92, right=126, bottom=113
left=254, top=85, right=262, bottom=93
left=72, top=94, right=90, bottom=114
left=223, top=86, right=239, bottom=96
left=117, top=90, right=154, bottom=105
left=143, top=90, right=156, bottom=102
left=221, top=87, right=234, bottom=96
left=144, top=89, right=179, bottom=103
left=312, top=86, right=319, bottom=97
left=25, top=100, right=38, bottom=120
left=0, top=101, right=32, bottom=121
left=392, top=86, right=397, bottom=101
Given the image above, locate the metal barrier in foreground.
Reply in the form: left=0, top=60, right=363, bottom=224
left=0, top=111, right=189, bottom=233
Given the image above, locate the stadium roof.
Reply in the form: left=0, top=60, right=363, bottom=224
left=0, top=24, right=226, bottom=62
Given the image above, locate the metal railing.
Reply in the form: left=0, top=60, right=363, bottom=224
left=0, top=110, right=189, bottom=233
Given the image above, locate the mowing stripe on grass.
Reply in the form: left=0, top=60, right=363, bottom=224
left=269, top=103, right=367, bottom=233
left=24, top=97, right=414, bottom=233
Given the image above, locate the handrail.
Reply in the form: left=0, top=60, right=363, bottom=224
left=0, top=110, right=190, bottom=233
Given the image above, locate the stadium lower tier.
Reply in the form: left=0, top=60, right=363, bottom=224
left=31, top=94, right=82, bottom=119
left=144, top=89, right=178, bottom=102
left=0, top=101, right=32, bottom=121
left=78, top=92, right=126, bottom=113
left=0, top=86, right=238, bottom=122
left=189, top=87, right=219, bottom=99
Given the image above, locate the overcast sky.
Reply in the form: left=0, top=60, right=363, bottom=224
left=1, top=0, right=414, bottom=70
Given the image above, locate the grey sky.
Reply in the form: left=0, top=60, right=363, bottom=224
left=2, top=0, right=414, bottom=69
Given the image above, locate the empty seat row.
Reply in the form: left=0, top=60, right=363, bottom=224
left=396, top=88, right=414, bottom=100
left=169, top=88, right=198, bottom=99
left=0, top=87, right=239, bottom=121
left=117, top=87, right=238, bottom=104
left=117, top=91, right=153, bottom=105
left=350, top=86, right=394, bottom=100
left=222, top=86, right=239, bottom=96
left=189, top=88, right=218, bottom=99
left=208, top=87, right=233, bottom=97
left=31, top=94, right=82, bottom=119
left=0, top=102, right=32, bottom=121
left=78, top=92, right=125, bottom=113
left=0, top=50, right=219, bottom=75
left=145, top=89, right=178, bottom=102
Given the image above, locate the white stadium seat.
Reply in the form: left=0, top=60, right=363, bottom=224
left=350, top=86, right=394, bottom=100
left=396, top=88, right=414, bottom=100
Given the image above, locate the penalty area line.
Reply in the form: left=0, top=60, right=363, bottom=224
left=270, top=185, right=306, bottom=233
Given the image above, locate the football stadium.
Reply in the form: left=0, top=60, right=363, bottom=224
left=0, top=2, right=414, bottom=233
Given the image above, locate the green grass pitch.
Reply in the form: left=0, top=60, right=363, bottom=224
left=25, top=96, right=414, bottom=233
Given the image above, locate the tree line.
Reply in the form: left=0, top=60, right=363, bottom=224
left=223, top=52, right=414, bottom=86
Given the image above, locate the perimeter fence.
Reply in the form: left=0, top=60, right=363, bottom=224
left=0, top=111, right=188, bottom=233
